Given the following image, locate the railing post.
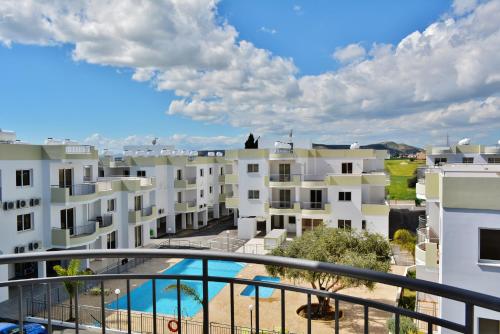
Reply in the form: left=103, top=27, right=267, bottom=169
left=307, top=293, right=312, bottom=334
left=364, top=305, right=369, bottom=334
left=255, top=285, right=260, bottom=334
left=152, top=279, right=157, bottom=334
left=177, top=279, right=182, bottom=334
left=465, top=303, right=474, bottom=334
left=46, top=283, right=52, bottom=334
left=334, top=298, right=339, bottom=334
left=281, top=289, right=285, bottom=334
left=101, top=281, right=106, bottom=334
left=230, top=282, right=235, bottom=334
left=75, top=284, right=79, bottom=334
left=127, top=279, right=132, bottom=334
left=202, top=258, right=209, bottom=334
left=18, top=285, right=24, bottom=333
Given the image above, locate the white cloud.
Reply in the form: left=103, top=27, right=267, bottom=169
left=259, top=26, right=277, bottom=35
left=83, top=133, right=244, bottom=152
left=453, top=0, right=478, bottom=15
left=1, top=0, right=500, bottom=146
left=332, top=43, right=366, bottom=64
left=292, top=5, right=303, bottom=15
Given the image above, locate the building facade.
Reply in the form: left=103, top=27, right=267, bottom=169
left=222, top=147, right=390, bottom=239
left=416, top=143, right=500, bottom=333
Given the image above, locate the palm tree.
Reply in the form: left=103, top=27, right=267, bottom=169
left=165, top=283, right=202, bottom=317
left=53, top=259, right=92, bottom=321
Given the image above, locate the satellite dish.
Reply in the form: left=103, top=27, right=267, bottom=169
left=458, top=138, right=471, bottom=145
left=497, top=140, right=500, bottom=146
left=350, top=142, right=360, bottom=149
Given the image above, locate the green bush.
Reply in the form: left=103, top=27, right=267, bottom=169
left=399, top=289, right=416, bottom=310
left=387, top=316, right=418, bottom=334
left=406, top=269, right=416, bottom=279
left=406, top=176, right=417, bottom=188
left=393, top=229, right=417, bottom=255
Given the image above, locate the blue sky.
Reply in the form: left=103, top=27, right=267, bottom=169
left=0, top=0, right=499, bottom=149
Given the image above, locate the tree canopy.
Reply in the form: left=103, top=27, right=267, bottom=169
left=266, top=228, right=391, bottom=316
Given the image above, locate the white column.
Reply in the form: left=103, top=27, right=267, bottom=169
left=296, top=218, right=302, bottom=237
left=37, top=260, right=47, bottom=278
left=83, top=245, right=91, bottom=269
left=0, top=265, right=8, bottom=302
left=203, top=210, right=208, bottom=226
left=193, top=212, right=199, bottom=230
left=266, top=216, right=271, bottom=233
left=233, top=210, right=238, bottom=226
left=213, top=204, right=220, bottom=219
left=181, top=214, right=187, bottom=229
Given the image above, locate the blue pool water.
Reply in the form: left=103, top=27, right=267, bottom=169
left=240, top=276, right=280, bottom=298
left=107, top=259, right=245, bottom=317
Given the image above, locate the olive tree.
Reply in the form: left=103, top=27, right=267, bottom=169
left=266, top=228, right=391, bottom=316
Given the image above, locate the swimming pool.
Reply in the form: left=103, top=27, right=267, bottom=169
left=107, top=259, right=245, bottom=317
left=240, top=276, right=280, bottom=298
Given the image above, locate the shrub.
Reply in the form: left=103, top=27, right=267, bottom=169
left=407, top=176, right=417, bottom=188
left=387, top=316, right=418, bottom=334
left=393, top=229, right=417, bottom=255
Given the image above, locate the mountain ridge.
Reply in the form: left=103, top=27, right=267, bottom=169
left=312, top=141, right=422, bottom=156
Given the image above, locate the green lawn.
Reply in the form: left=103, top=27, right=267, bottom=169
left=385, top=159, right=425, bottom=200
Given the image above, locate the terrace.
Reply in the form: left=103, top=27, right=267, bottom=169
left=1, top=250, right=499, bottom=334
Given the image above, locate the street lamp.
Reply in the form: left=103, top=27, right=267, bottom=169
left=226, top=230, right=230, bottom=251
left=114, top=288, right=121, bottom=321
left=168, top=227, right=172, bottom=246
left=248, top=304, right=254, bottom=334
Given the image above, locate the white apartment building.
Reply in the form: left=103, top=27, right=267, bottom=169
left=416, top=143, right=500, bottom=333
left=0, top=131, right=229, bottom=303
left=222, top=147, right=390, bottom=239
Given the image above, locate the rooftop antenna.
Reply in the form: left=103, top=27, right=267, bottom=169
left=446, top=133, right=449, bottom=146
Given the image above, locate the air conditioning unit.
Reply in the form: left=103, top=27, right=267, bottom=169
left=14, top=245, right=26, bottom=253
left=16, top=199, right=27, bottom=209
left=158, top=208, right=165, bottom=215
left=28, top=241, right=42, bottom=251
left=29, top=198, right=41, bottom=207
left=3, top=201, right=15, bottom=210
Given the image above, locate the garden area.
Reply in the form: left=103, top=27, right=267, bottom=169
left=385, top=159, right=425, bottom=200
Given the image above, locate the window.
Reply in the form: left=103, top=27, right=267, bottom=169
left=434, top=157, right=447, bottom=166
left=341, top=163, right=353, bottom=174
left=338, top=191, right=352, bottom=201
left=134, top=195, right=143, bottom=211
left=288, top=216, right=296, bottom=225
left=479, top=318, right=500, bottom=334
left=98, top=169, right=104, bottom=177
left=107, top=231, right=117, bottom=249
left=220, top=167, right=224, bottom=175
left=220, top=185, right=224, bottom=194
left=209, top=167, right=212, bottom=175
left=137, top=170, right=146, bottom=177
left=60, top=208, right=75, bottom=234
left=107, top=199, right=116, bottom=212
left=209, top=186, right=213, bottom=194
left=17, top=213, right=33, bottom=232
left=135, top=225, right=143, bottom=247
left=247, top=164, right=259, bottom=173
left=248, top=190, right=260, bottom=199
left=479, top=229, right=500, bottom=261
left=488, top=157, right=500, bottom=163
left=177, top=192, right=182, bottom=203
left=338, top=219, right=351, bottom=230
left=200, top=169, right=204, bottom=177
left=462, top=157, right=474, bottom=164
left=362, top=220, right=367, bottom=230
left=177, top=169, right=182, bottom=180
left=83, top=165, right=92, bottom=182
left=200, top=190, right=204, bottom=198
left=16, top=169, right=32, bottom=187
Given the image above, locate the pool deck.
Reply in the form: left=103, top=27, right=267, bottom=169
left=49, top=256, right=405, bottom=334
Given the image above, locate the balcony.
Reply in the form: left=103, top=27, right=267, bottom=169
left=218, top=191, right=233, bottom=202
left=301, top=202, right=331, bottom=215
left=129, top=205, right=157, bottom=224
left=174, top=178, right=197, bottom=189
left=415, top=242, right=439, bottom=269
left=51, top=181, right=114, bottom=204
left=2, top=249, right=499, bottom=334
left=174, top=200, right=197, bottom=212
left=301, top=175, right=327, bottom=188
left=225, top=196, right=239, bottom=209
left=268, top=201, right=301, bottom=214
left=218, top=174, right=225, bottom=182
left=268, top=174, right=301, bottom=187
left=361, top=203, right=390, bottom=216
left=224, top=173, right=238, bottom=184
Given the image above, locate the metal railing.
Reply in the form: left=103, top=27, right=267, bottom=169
left=269, top=201, right=294, bottom=209
left=269, top=174, right=300, bottom=182
left=141, top=205, right=155, bottom=217
left=94, top=214, right=113, bottom=228
left=2, top=249, right=500, bottom=334
left=52, top=222, right=97, bottom=238
left=300, top=202, right=325, bottom=210
left=51, top=183, right=96, bottom=196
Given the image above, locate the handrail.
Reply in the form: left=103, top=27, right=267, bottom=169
left=1, top=249, right=500, bottom=314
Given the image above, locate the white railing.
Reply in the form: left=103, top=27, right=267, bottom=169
left=65, top=145, right=91, bottom=154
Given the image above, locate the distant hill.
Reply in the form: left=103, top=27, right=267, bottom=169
left=312, top=141, right=422, bottom=157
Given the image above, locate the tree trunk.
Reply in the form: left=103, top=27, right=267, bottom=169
left=315, top=296, right=331, bottom=316
left=69, top=296, right=73, bottom=321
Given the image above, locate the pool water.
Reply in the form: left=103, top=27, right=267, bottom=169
left=240, top=276, right=280, bottom=298
left=107, top=259, right=245, bottom=317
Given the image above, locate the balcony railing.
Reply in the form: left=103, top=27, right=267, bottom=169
left=301, top=202, right=325, bottom=210
left=52, top=222, right=96, bottom=238
left=1, top=250, right=500, bottom=334
left=51, top=183, right=96, bottom=196
left=269, top=201, right=293, bottom=209
left=269, top=174, right=301, bottom=182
